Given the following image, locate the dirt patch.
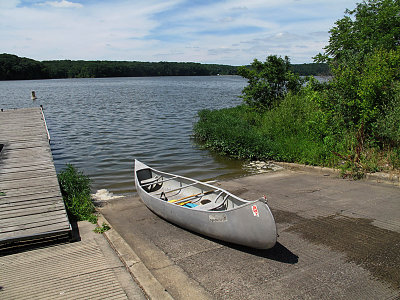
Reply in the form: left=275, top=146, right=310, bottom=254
left=272, top=209, right=305, bottom=225
left=275, top=209, right=400, bottom=289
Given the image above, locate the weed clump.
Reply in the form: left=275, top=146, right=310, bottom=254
left=94, top=222, right=111, bottom=233
left=58, top=164, right=97, bottom=223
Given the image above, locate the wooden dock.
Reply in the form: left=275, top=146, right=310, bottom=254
left=0, top=107, right=71, bottom=249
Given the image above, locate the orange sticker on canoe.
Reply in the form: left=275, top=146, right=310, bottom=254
left=252, top=205, right=259, bottom=217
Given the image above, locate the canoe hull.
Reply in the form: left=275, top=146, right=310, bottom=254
left=135, top=160, right=277, bottom=249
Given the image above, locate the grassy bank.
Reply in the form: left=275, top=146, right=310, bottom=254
left=193, top=83, right=400, bottom=177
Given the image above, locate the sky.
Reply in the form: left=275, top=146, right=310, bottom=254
left=0, top=0, right=359, bottom=65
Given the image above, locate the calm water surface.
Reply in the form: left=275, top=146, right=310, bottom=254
left=0, top=76, right=250, bottom=194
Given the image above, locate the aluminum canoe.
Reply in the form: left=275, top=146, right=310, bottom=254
left=134, top=159, right=277, bottom=249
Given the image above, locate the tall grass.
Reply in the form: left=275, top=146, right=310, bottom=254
left=194, top=86, right=400, bottom=175
left=194, top=88, right=344, bottom=167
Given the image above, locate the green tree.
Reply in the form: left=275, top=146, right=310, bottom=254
left=238, top=55, right=303, bottom=110
left=329, top=48, right=400, bottom=132
left=314, top=0, right=400, bottom=141
left=0, top=53, right=48, bottom=80
left=315, top=0, right=400, bottom=64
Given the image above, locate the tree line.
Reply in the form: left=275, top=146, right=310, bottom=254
left=0, top=53, right=328, bottom=80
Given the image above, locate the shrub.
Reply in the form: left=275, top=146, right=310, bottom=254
left=237, top=55, right=303, bottom=110
left=194, top=86, right=347, bottom=167
left=377, top=83, right=400, bottom=145
left=57, top=164, right=97, bottom=223
left=194, top=106, right=271, bottom=159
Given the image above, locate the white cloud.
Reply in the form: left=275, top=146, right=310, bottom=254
left=39, top=0, right=83, bottom=8
left=0, top=0, right=360, bottom=64
left=0, top=0, right=20, bottom=9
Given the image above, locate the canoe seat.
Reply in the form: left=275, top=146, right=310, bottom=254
left=140, top=175, right=161, bottom=185
left=139, top=174, right=162, bottom=192
left=193, top=193, right=228, bottom=211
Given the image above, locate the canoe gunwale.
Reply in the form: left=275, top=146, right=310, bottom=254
left=136, top=164, right=260, bottom=213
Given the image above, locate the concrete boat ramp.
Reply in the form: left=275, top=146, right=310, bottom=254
left=98, top=168, right=400, bottom=300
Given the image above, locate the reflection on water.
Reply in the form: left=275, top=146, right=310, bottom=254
left=0, top=76, right=260, bottom=194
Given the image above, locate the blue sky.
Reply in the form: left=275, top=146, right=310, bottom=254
left=1, top=0, right=359, bottom=65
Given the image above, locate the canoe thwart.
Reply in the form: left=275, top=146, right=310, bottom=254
left=168, top=190, right=215, bottom=204
left=140, top=175, right=179, bottom=188
left=151, top=182, right=201, bottom=196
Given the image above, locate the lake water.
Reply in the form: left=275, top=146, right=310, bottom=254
left=0, top=76, right=253, bottom=195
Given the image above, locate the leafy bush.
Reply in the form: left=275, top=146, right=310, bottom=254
left=57, top=164, right=97, bottom=223
left=389, top=148, right=400, bottom=169
left=315, top=0, right=400, bottom=139
left=329, top=48, right=400, bottom=134
left=237, top=55, right=303, bottom=110
left=194, top=86, right=347, bottom=167
left=377, top=83, right=400, bottom=144
left=193, top=81, right=400, bottom=176
left=314, top=0, right=400, bottom=175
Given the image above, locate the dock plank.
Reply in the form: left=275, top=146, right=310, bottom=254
left=2, top=147, right=53, bottom=158
left=0, top=201, right=65, bottom=216
left=0, top=176, right=60, bottom=190
left=0, top=221, right=71, bottom=241
left=0, top=163, right=54, bottom=175
left=0, top=142, right=50, bottom=151
left=0, top=107, right=71, bottom=247
left=0, top=186, right=61, bottom=199
left=0, top=201, right=65, bottom=217
left=0, top=157, right=53, bottom=167
left=0, top=169, right=59, bottom=182
left=0, top=210, right=68, bottom=227
left=0, top=191, right=61, bottom=205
